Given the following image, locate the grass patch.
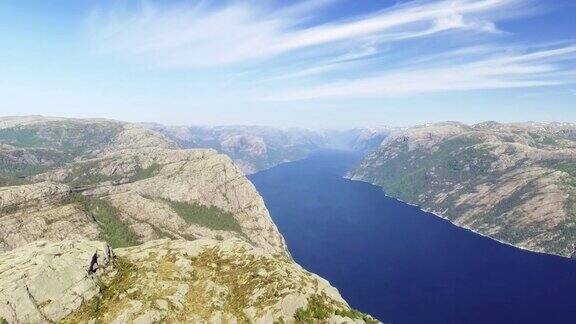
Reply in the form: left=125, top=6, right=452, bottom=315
left=65, top=161, right=123, bottom=187
left=294, top=294, right=377, bottom=324
left=294, top=295, right=332, bottom=323
left=66, top=160, right=160, bottom=187
left=0, top=127, right=45, bottom=147
left=335, top=308, right=379, bottom=323
left=69, top=193, right=138, bottom=248
left=162, top=198, right=242, bottom=233
left=0, top=159, right=52, bottom=181
left=545, top=160, right=576, bottom=187
left=0, top=317, right=7, bottom=324
left=130, top=163, right=160, bottom=182
left=63, top=256, right=138, bottom=323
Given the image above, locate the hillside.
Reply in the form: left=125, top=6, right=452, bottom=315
left=0, top=239, right=376, bottom=323
left=349, top=122, right=576, bottom=257
left=146, top=124, right=328, bottom=174
left=0, top=117, right=286, bottom=255
left=147, top=124, right=390, bottom=174
left=0, top=116, right=377, bottom=323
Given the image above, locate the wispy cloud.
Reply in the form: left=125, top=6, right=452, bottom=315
left=85, top=0, right=576, bottom=101
left=265, top=45, right=576, bottom=100
left=87, top=0, right=528, bottom=67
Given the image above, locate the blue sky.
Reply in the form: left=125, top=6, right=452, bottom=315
left=0, top=0, right=575, bottom=129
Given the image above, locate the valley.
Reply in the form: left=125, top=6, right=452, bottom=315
left=3, top=116, right=576, bottom=323
left=251, top=150, right=576, bottom=323
left=0, top=117, right=375, bottom=323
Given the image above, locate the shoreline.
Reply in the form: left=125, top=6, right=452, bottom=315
left=344, top=175, right=573, bottom=260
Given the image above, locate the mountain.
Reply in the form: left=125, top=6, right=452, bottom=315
left=0, top=239, right=376, bottom=323
left=146, top=124, right=328, bottom=174
left=0, top=117, right=285, bottom=254
left=146, top=124, right=391, bottom=174
left=0, top=116, right=376, bottom=323
left=349, top=121, right=576, bottom=257
left=322, top=128, right=391, bottom=153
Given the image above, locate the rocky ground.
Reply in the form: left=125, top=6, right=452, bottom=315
left=0, top=116, right=377, bottom=323
left=0, top=239, right=376, bottom=323
left=349, top=121, right=576, bottom=257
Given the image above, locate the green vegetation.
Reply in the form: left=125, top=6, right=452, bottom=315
left=0, top=162, right=50, bottom=182
left=294, top=295, right=377, bottom=324
left=69, top=193, right=138, bottom=248
left=273, top=317, right=286, bottom=324
left=0, top=147, right=65, bottom=184
left=335, top=308, right=379, bottom=323
left=63, top=256, right=138, bottom=324
left=0, top=123, right=123, bottom=187
left=357, top=130, right=576, bottom=257
left=130, top=163, right=160, bottom=182
left=545, top=161, right=576, bottom=187
left=294, top=295, right=332, bottom=323
left=65, top=161, right=122, bottom=187
left=0, top=316, right=8, bottom=324
left=366, top=135, right=494, bottom=205
left=65, top=159, right=161, bottom=187
left=33, top=121, right=122, bottom=155
left=0, top=127, right=45, bottom=147
left=528, top=132, right=559, bottom=147
left=162, top=198, right=242, bottom=233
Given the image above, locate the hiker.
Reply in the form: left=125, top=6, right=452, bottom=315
left=88, top=251, right=99, bottom=274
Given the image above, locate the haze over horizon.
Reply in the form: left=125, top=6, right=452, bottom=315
left=1, top=0, right=575, bottom=128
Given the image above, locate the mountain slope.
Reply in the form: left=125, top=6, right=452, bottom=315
left=0, top=117, right=286, bottom=255
left=349, top=122, right=576, bottom=257
left=147, top=124, right=328, bottom=174
left=0, top=239, right=376, bottom=323
left=0, top=116, right=377, bottom=322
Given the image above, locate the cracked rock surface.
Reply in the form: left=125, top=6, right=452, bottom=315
left=0, top=240, right=112, bottom=323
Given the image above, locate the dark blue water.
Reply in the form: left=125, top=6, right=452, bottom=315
left=249, top=150, right=576, bottom=324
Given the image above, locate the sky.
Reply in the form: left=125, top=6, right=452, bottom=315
left=0, top=0, right=575, bottom=129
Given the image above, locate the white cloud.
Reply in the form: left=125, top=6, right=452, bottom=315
left=87, top=0, right=528, bottom=68
left=85, top=0, right=576, bottom=101
left=264, top=46, right=576, bottom=100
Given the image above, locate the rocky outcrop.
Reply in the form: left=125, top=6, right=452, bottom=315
left=0, top=182, right=70, bottom=211
left=349, top=121, right=576, bottom=257
left=81, top=147, right=287, bottom=254
left=0, top=118, right=287, bottom=255
left=0, top=240, right=112, bottom=323
left=0, top=239, right=376, bottom=324
left=0, top=204, right=100, bottom=253
left=0, top=116, right=377, bottom=322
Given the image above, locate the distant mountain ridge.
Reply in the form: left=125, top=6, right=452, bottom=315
left=349, top=121, right=576, bottom=257
left=146, top=123, right=390, bottom=174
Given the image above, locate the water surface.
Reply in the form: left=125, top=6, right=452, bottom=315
left=249, top=150, right=576, bottom=323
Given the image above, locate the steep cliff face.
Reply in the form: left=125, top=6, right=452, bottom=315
left=350, top=122, right=576, bottom=257
left=0, top=239, right=376, bottom=324
left=0, top=117, right=286, bottom=255
left=0, top=117, right=378, bottom=322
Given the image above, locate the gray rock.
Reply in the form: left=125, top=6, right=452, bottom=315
left=0, top=240, right=112, bottom=323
